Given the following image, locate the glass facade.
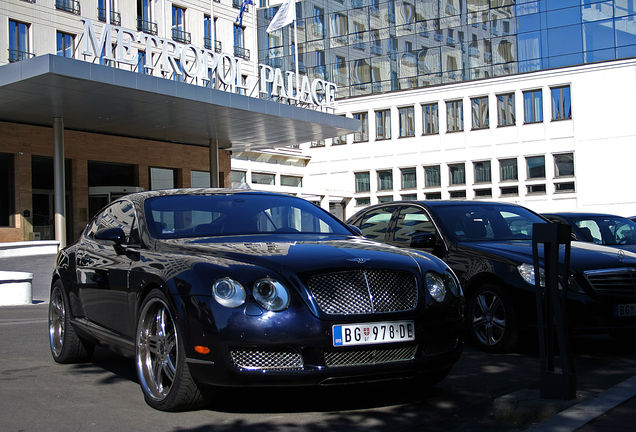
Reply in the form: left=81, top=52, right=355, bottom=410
left=258, top=0, right=636, bottom=98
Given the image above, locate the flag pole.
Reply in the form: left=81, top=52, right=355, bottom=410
left=294, top=17, right=299, bottom=105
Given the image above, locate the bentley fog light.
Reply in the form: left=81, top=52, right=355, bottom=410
left=213, top=277, right=247, bottom=308
left=425, top=272, right=446, bottom=302
left=444, top=270, right=461, bottom=297
left=253, top=278, right=291, bottom=311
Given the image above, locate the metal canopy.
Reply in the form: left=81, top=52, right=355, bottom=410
left=0, top=55, right=360, bottom=150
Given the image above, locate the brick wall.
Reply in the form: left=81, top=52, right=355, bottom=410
left=0, top=121, right=232, bottom=244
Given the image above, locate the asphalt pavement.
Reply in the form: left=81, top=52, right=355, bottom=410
left=1, top=251, right=635, bottom=431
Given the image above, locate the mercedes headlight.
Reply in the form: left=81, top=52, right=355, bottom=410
left=444, top=270, right=462, bottom=297
left=518, top=263, right=563, bottom=290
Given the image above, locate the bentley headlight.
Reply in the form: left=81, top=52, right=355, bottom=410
left=425, top=272, right=446, bottom=302
left=253, top=278, right=291, bottom=311
left=212, top=277, right=246, bottom=308
left=444, top=270, right=461, bottom=297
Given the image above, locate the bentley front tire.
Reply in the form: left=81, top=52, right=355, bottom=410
left=136, top=290, right=211, bottom=411
left=48, top=280, right=94, bottom=363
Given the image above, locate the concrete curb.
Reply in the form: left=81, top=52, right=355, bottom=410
left=523, top=375, right=636, bottom=431
left=0, top=241, right=59, bottom=258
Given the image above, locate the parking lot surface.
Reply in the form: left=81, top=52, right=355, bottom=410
left=3, top=303, right=636, bottom=432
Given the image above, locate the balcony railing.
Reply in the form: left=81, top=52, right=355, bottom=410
left=204, top=37, right=222, bottom=53
left=234, top=46, right=250, bottom=60
left=172, top=28, right=191, bottom=44
left=8, top=49, right=35, bottom=63
left=137, top=18, right=158, bottom=35
left=56, top=0, right=80, bottom=15
left=97, top=8, right=121, bottom=26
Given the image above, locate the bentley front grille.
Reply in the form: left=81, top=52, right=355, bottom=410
left=229, top=346, right=303, bottom=370
left=307, top=270, right=418, bottom=315
left=584, top=268, right=636, bottom=297
left=324, top=345, right=417, bottom=367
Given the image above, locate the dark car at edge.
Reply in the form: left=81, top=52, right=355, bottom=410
left=543, top=212, right=636, bottom=252
left=347, top=200, right=636, bottom=353
left=48, top=189, right=465, bottom=411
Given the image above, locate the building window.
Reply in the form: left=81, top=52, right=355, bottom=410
left=401, top=168, right=416, bottom=189
left=497, top=93, right=515, bottom=126
left=554, top=153, right=574, bottom=177
left=401, top=193, right=417, bottom=200
left=376, top=109, right=391, bottom=140
left=526, top=156, right=545, bottom=179
left=527, top=184, right=546, bottom=194
left=425, top=192, right=441, bottom=200
left=137, top=0, right=157, bottom=34
left=150, top=167, right=176, bottom=190
left=234, top=25, right=249, bottom=60
left=422, top=103, right=439, bottom=135
left=398, top=106, right=415, bottom=137
left=98, top=0, right=121, bottom=25
left=500, top=158, right=518, bottom=181
left=9, top=20, right=31, bottom=63
left=523, top=89, right=543, bottom=123
left=450, top=190, right=466, bottom=199
left=355, top=172, right=370, bottom=192
left=474, top=188, right=492, bottom=198
left=500, top=186, right=518, bottom=196
left=449, top=163, right=465, bottom=185
left=471, top=96, right=489, bottom=130
left=474, top=161, right=491, bottom=183
left=356, top=197, right=371, bottom=206
left=446, top=100, right=464, bottom=132
left=353, top=112, right=369, bottom=142
left=281, top=175, right=302, bottom=187
left=378, top=196, right=394, bottom=203
left=0, top=153, right=14, bottom=227
left=555, top=182, right=575, bottom=193
left=252, top=172, right=275, bottom=185
left=231, top=170, right=246, bottom=185
left=425, top=165, right=441, bottom=187
left=56, top=31, right=74, bottom=58
left=310, top=140, right=325, bottom=147
left=191, top=170, right=210, bottom=187
left=171, top=6, right=190, bottom=43
left=551, top=86, right=572, bottom=120
left=378, top=170, right=393, bottom=191
left=333, top=115, right=347, bottom=145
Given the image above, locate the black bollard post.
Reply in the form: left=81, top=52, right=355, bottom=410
left=532, top=222, right=576, bottom=400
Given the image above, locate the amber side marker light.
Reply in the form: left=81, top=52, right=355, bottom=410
left=195, top=346, right=210, bottom=354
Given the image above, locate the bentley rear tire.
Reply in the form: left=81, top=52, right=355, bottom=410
left=48, top=280, right=94, bottom=363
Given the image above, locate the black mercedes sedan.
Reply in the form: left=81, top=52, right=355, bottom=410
left=347, top=201, right=636, bottom=353
left=48, top=189, right=465, bottom=411
left=542, top=212, right=636, bottom=252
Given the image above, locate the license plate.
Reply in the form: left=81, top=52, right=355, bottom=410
left=332, top=320, right=414, bottom=347
left=615, top=304, right=636, bottom=317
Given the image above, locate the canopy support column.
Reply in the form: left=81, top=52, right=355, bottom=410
left=209, top=139, right=219, bottom=188
left=54, top=118, right=67, bottom=247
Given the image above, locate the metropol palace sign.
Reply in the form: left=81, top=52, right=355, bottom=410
left=80, top=18, right=339, bottom=110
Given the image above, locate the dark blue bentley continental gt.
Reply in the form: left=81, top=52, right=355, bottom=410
left=48, top=189, right=465, bottom=411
